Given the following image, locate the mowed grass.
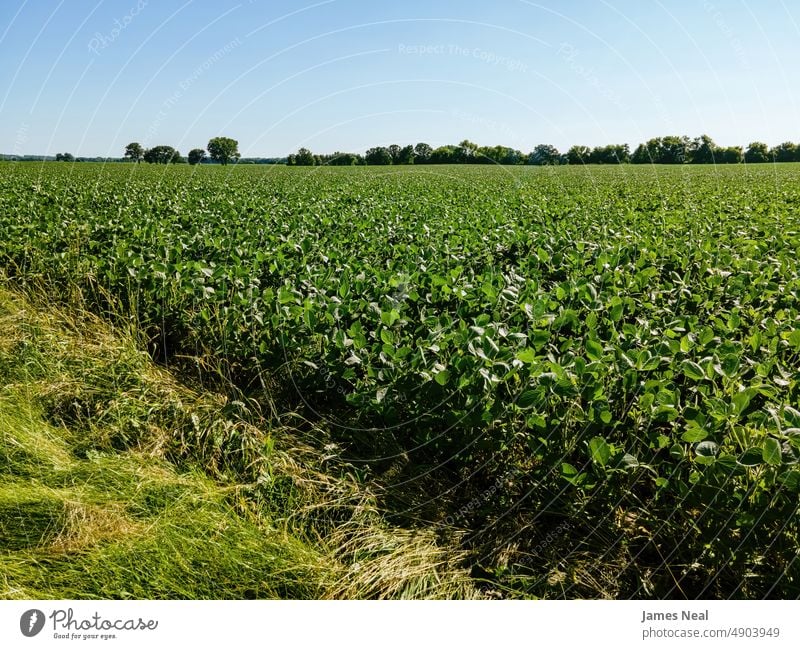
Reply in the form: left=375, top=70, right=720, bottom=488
left=0, top=284, right=477, bottom=599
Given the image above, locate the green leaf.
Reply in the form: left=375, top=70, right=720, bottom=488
left=380, top=309, right=401, bottom=326
left=778, top=470, right=800, bottom=491
left=560, top=463, right=578, bottom=477
left=516, top=390, right=539, bottom=409
left=585, top=339, right=603, bottom=361
left=694, top=441, right=718, bottom=465
left=588, top=436, right=611, bottom=466
left=681, top=428, right=708, bottom=443
left=731, top=389, right=753, bottom=416
left=434, top=370, right=450, bottom=386
left=738, top=447, right=763, bottom=466
left=762, top=438, right=782, bottom=466
left=669, top=444, right=684, bottom=460
left=695, top=440, right=719, bottom=457
left=681, top=361, right=705, bottom=381
left=531, top=329, right=549, bottom=350
left=516, top=348, right=537, bottom=364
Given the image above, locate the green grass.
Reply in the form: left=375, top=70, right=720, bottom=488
left=0, top=285, right=477, bottom=599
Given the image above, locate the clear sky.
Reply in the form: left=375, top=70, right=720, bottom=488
left=1, top=0, right=798, bottom=157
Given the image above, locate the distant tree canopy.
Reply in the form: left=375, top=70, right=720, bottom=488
left=107, top=134, right=800, bottom=169
left=143, top=145, right=180, bottom=164
left=207, top=137, right=240, bottom=165
left=283, top=134, right=796, bottom=167
left=414, top=142, right=433, bottom=163
left=528, top=144, right=561, bottom=166
left=188, top=148, right=206, bottom=165
left=770, top=141, right=797, bottom=163
left=288, top=147, right=316, bottom=166
left=124, top=142, right=144, bottom=163
left=365, top=147, right=393, bottom=165
left=745, top=141, right=771, bottom=163
left=55, top=152, right=74, bottom=162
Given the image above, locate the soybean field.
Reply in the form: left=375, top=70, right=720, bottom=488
left=1, top=161, right=799, bottom=598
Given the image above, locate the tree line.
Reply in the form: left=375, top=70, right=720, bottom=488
left=122, top=137, right=240, bottom=165
left=6, top=134, right=799, bottom=166
left=287, top=135, right=800, bottom=166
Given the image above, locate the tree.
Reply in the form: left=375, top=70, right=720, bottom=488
left=718, top=146, right=743, bottom=164
left=770, top=141, right=797, bottom=163
left=566, top=145, right=591, bottom=165
left=143, top=145, right=179, bottom=164
left=55, top=152, right=74, bottom=162
left=207, top=137, right=240, bottom=165
left=528, top=144, right=561, bottom=165
left=631, top=140, right=658, bottom=164
left=292, top=147, right=315, bottom=166
left=429, top=146, right=457, bottom=164
left=498, top=147, right=523, bottom=165
left=388, top=144, right=401, bottom=163
left=124, top=142, right=144, bottom=163
left=477, top=145, right=521, bottom=164
left=396, top=145, right=415, bottom=164
left=659, top=136, right=691, bottom=164
left=744, top=142, right=770, bottom=163
left=690, top=134, right=717, bottom=164
left=456, top=139, right=479, bottom=163
left=365, top=146, right=392, bottom=165
left=188, top=148, right=206, bottom=165
left=630, top=136, right=689, bottom=164
left=326, top=152, right=358, bottom=166
left=589, top=144, right=630, bottom=164
left=414, top=143, right=432, bottom=163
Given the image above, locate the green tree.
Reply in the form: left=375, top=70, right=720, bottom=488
left=396, top=145, right=415, bottom=164
left=690, top=135, right=718, bottom=164
left=143, top=145, right=179, bottom=164
left=293, top=147, right=315, bottom=166
left=769, top=141, right=797, bottom=163
left=327, top=152, right=358, bottom=166
left=566, top=145, right=591, bottom=165
left=187, top=148, right=206, bottom=165
left=718, top=146, right=743, bottom=164
left=365, top=147, right=392, bottom=165
left=528, top=144, right=561, bottom=165
left=414, top=142, right=432, bottom=163
left=659, top=136, right=691, bottom=164
left=631, top=140, right=658, bottom=164
left=429, top=146, right=457, bottom=164
left=456, top=139, right=479, bottom=163
left=589, top=144, right=630, bottom=164
left=124, top=142, right=144, bottom=163
left=744, top=141, right=770, bottom=163
left=207, top=137, right=240, bottom=165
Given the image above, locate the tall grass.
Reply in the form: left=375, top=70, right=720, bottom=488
left=0, top=283, right=477, bottom=599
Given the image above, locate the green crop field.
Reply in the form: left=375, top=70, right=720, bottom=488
left=1, top=161, right=799, bottom=598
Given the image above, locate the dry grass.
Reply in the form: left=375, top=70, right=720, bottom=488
left=0, top=282, right=479, bottom=599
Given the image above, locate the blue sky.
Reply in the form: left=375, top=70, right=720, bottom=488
left=1, top=0, right=798, bottom=157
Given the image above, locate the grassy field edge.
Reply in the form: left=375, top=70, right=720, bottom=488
left=0, top=282, right=478, bottom=599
